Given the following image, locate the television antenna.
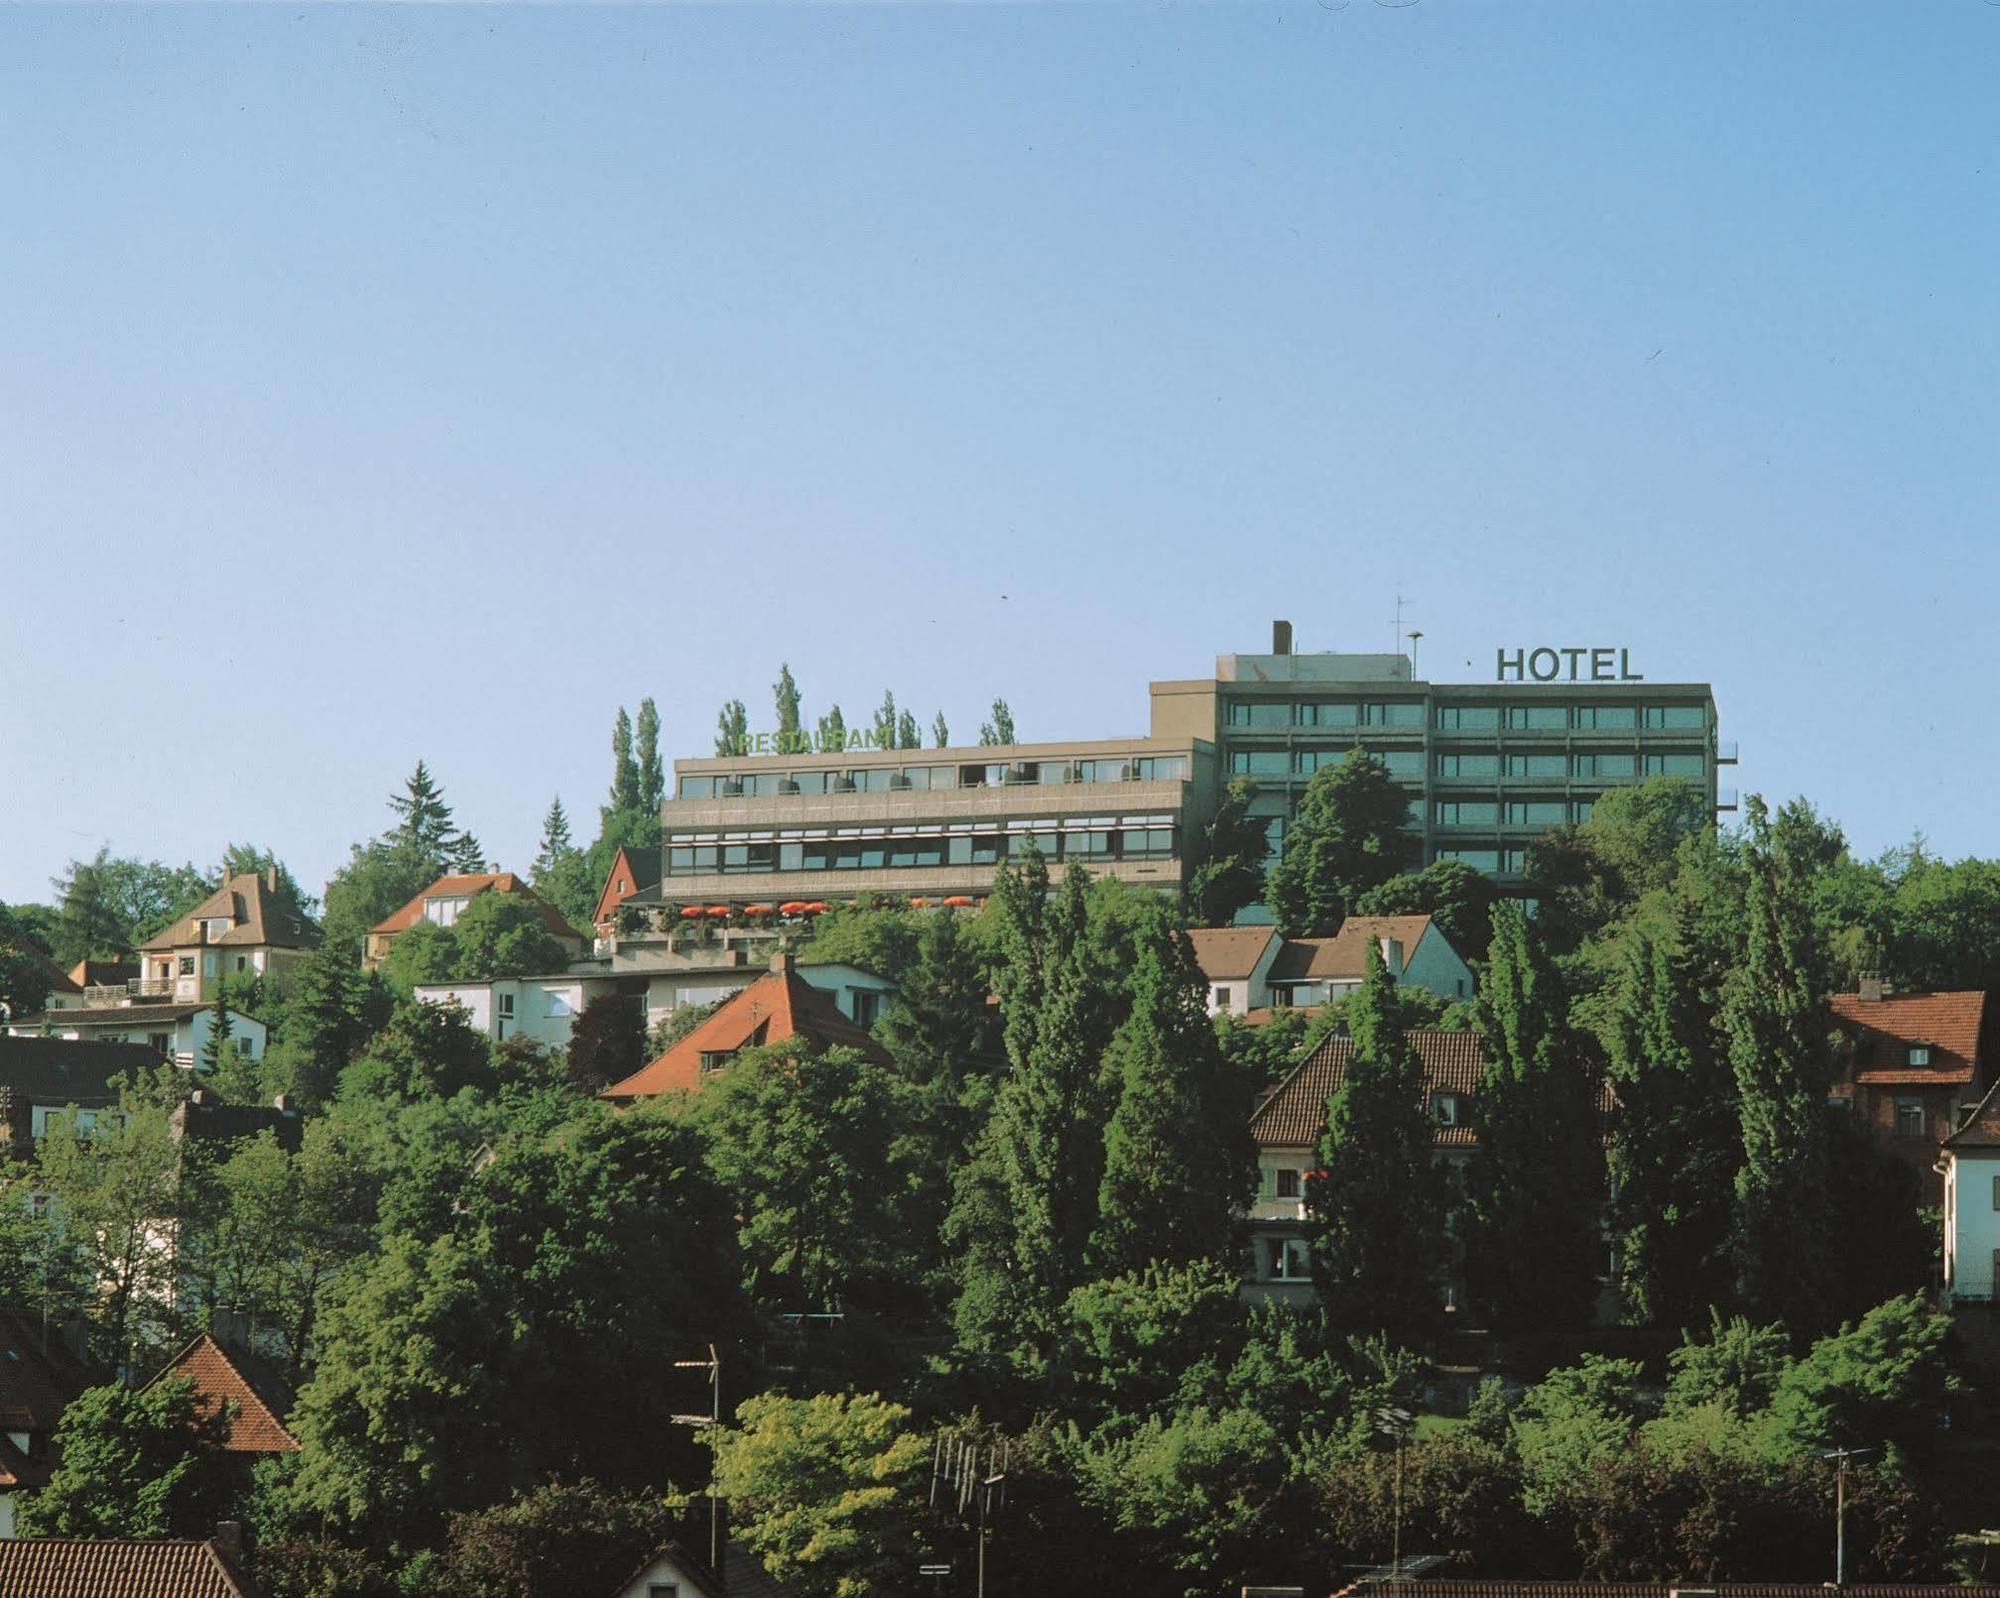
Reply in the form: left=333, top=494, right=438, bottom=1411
left=930, top=1432, right=1009, bottom=1598
left=670, top=1345, right=722, bottom=1573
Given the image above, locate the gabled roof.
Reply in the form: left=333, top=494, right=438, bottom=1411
left=145, top=1334, right=298, bottom=1454
left=1945, top=1076, right=2000, bottom=1151
left=1266, top=916, right=1440, bottom=984
left=369, top=872, right=580, bottom=941
left=601, top=960, right=892, bottom=1102
left=594, top=846, right=664, bottom=927
left=0, top=1309, right=100, bottom=1433
left=30, top=952, right=80, bottom=997
left=1186, top=926, right=1280, bottom=982
left=7, top=1003, right=244, bottom=1029
left=139, top=873, right=318, bottom=954
left=0, top=1537, right=260, bottom=1597
left=1250, top=1028, right=1488, bottom=1149
left=68, top=960, right=137, bottom=989
left=0, top=1428, right=52, bottom=1490
left=1831, top=990, right=1988, bottom=1086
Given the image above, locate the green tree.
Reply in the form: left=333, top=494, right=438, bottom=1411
left=447, top=890, right=570, bottom=981
left=1885, top=852, right=2000, bottom=993
left=1665, top=1311, right=1792, bottom=1417
left=1605, top=932, right=1738, bottom=1328
left=1466, top=902, right=1604, bottom=1333
left=774, top=663, right=803, bottom=744
left=530, top=796, right=598, bottom=932
left=932, top=711, right=949, bottom=748
left=566, top=991, right=646, bottom=1095
left=610, top=707, right=641, bottom=813
left=708, top=1392, right=931, bottom=1598
left=1352, top=857, right=1498, bottom=962
left=434, top=1479, right=680, bottom=1598
left=635, top=697, right=664, bottom=813
left=338, top=996, right=493, bottom=1102
left=1266, top=749, right=1414, bottom=936
left=1306, top=936, right=1448, bottom=1337
left=378, top=919, right=456, bottom=991
left=197, top=990, right=235, bottom=1076
left=388, top=760, right=464, bottom=869
left=533, top=796, right=575, bottom=875
left=870, top=689, right=898, bottom=750
left=817, top=703, right=847, bottom=749
left=17, top=1378, right=233, bottom=1539
left=978, top=698, right=1016, bottom=745
left=1093, top=914, right=1253, bottom=1276
left=1766, top=1293, right=1955, bottom=1455
left=1725, top=796, right=1837, bottom=1332
left=260, top=944, right=382, bottom=1109
left=1183, top=777, right=1271, bottom=928
left=716, top=698, right=748, bottom=757
left=897, top=708, right=919, bottom=749
left=1510, top=1354, right=1651, bottom=1516
left=50, top=849, right=212, bottom=963
left=0, top=901, right=58, bottom=1017
left=1526, top=778, right=1715, bottom=955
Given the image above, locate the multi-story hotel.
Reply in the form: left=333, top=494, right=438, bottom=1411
left=637, top=623, right=1730, bottom=918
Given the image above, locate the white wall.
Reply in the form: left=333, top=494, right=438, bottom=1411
left=797, top=963, right=896, bottom=1024
left=414, top=977, right=620, bottom=1048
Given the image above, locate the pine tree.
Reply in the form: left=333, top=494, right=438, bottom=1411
left=1606, top=930, right=1739, bottom=1328
left=1306, top=936, right=1448, bottom=1337
left=1725, top=796, right=1836, bottom=1332
left=715, top=700, right=748, bottom=758
left=817, top=704, right=846, bottom=750
left=610, top=708, right=641, bottom=813
left=931, top=712, right=949, bottom=749
left=1265, top=748, right=1414, bottom=936
left=774, top=664, right=803, bottom=746
left=533, top=798, right=574, bottom=879
left=388, top=762, right=459, bottom=869
left=1465, top=902, right=1604, bottom=1332
left=978, top=699, right=1016, bottom=746
left=1093, top=914, right=1254, bottom=1276
left=197, top=991, right=234, bottom=1076
left=635, top=698, right=664, bottom=813
left=897, top=709, right=919, bottom=749
left=447, top=831, right=487, bottom=874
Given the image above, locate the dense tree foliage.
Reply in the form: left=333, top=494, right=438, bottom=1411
left=1266, top=748, right=1414, bottom=935
left=18, top=1377, right=234, bottom=1539
left=1183, top=776, right=1271, bottom=928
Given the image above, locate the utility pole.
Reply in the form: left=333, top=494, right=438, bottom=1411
left=672, top=1345, right=723, bottom=1576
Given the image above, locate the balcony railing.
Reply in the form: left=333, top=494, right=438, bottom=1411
left=82, top=978, right=175, bottom=1005
left=1716, top=788, right=1740, bottom=812
left=1717, top=740, right=1740, bottom=764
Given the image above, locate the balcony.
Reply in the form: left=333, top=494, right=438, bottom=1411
left=82, top=978, right=176, bottom=1006
left=1717, top=740, right=1740, bottom=764
left=1716, top=788, right=1740, bottom=812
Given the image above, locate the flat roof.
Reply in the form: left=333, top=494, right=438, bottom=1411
left=675, top=734, right=1208, bottom=774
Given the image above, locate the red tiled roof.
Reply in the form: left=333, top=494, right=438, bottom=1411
left=0, top=1537, right=258, bottom=1597
left=1831, top=990, right=1987, bottom=1086
left=368, top=873, right=580, bottom=941
left=0, top=1310, right=100, bottom=1432
left=601, top=963, right=891, bottom=1102
left=145, top=1335, right=297, bottom=1454
left=1250, top=1028, right=1488, bottom=1149
left=1267, top=916, right=1439, bottom=983
left=593, top=846, right=663, bottom=928
left=1186, top=926, right=1280, bottom=982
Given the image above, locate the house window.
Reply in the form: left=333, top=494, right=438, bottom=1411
left=498, top=994, right=515, bottom=1020
left=234, top=1037, right=254, bottom=1058
left=1909, top=1045, right=1933, bottom=1067
left=649, top=1585, right=680, bottom=1598
left=235, top=955, right=247, bottom=971
left=1431, top=1093, right=1461, bottom=1127
left=1270, top=1238, right=1311, bottom=1280
left=1990, top=1174, right=2000, bottom=1212
left=546, top=994, right=573, bottom=1019
left=177, top=956, right=195, bottom=977
left=1894, top=1098, right=1925, bottom=1138
left=1275, top=1168, right=1301, bottom=1199
left=206, top=918, right=231, bottom=940
left=850, top=990, right=881, bottom=1028
left=1213, top=986, right=1232, bottom=1011
left=698, top=1050, right=735, bottom=1075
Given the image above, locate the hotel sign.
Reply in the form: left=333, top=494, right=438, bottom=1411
left=1496, top=647, right=1643, bottom=684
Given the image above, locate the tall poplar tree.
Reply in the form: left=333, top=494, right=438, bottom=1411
left=635, top=698, right=664, bottom=812
left=1093, top=913, right=1254, bottom=1276
left=978, top=699, right=1016, bottom=746
left=715, top=699, right=748, bottom=757
left=773, top=664, right=802, bottom=745
left=1605, top=929, right=1739, bottom=1329
left=897, top=709, right=919, bottom=749
left=871, top=691, right=899, bottom=750
left=609, top=708, right=641, bottom=813
left=1725, top=796, right=1837, bottom=1331
left=931, top=712, right=949, bottom=748
left=817, top=705, right=846, bottom=750
left=1306, top=936, right=1448, bottom=1337
left=1465, top=902, right=1604, bottom=1332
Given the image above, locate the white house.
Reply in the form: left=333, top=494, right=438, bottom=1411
left=610, top=1540, right=797, bottom=1598
left=1190, top=915, right=1475, bottom=1019
left=5, top=1003, right=267, bottom=1073
left=1186, top=927, right=1286, bottom=1017
left=1941, top=1082, right=2000, bottom=1306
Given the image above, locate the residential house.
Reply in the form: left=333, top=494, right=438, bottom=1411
left=1941, top=1077, right=2000, bottom=1307
left=364, top=872, right=584, bottom=970
left=594, top=845, right=664, bottom=934
left=611, top=1540, right=798, bottom=1598
left=0, top=1524, right=261, bottom=1595
left=601, top=954, right=894, bottom=1103
left=1190, top=915, right=1475, bottom=1019
left=0, top=1312, right=97, bottom=1539
left=38, top=961, right=138, bottom=1014
left=5, top=1003, right=266, bottom=1074
left=135, top=871, right=318, bottom=1004
left=0, top=1038, right=159, bottom=1161
left=1245, top=1028, right=1486, bottom=1307
left=415, top=971, right=624, bottom=1048
left=144, top=1315, right=297, bottom=1459
left=1831, top=983, right=1992, bottom=1203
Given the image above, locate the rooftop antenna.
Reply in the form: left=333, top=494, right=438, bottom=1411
left=930, top=1430, right=1009, bottom=1598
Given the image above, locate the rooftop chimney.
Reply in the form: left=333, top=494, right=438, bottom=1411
left=1380, top=937, right=1404, bottom=980
left=1858, top=974, right=1887, bottom=1003
left=213, top=1522, right=245, bottom=1562
left=1272, top=619, right=1294, bottom=656
left=211, top=1306, right=249, bottom=1352
left=770, top=951, right=796, bottom=976
left=264, top=866, right=278, bottom=892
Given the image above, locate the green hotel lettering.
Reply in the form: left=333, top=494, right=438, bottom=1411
left=1495, top=647, right=1643, bottom=684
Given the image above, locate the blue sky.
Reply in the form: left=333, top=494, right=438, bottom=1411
left=1, top=2, right=1994, bottom=905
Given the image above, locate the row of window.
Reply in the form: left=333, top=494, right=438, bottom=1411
left=1435, top=799, right=1599, bottom=827
left=1229, top=748, right=1707, bottom=781
left=667, top=825, right=1177, bottom=876
left=1228, top=700, right=1709, bottom=732
left=676, top=755, right=1191, bottom=801
left=1436, top=846, right=1532, bottom=873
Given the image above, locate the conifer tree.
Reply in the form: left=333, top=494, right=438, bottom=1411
left=198, top=991, right=234, bottom=1077
left=635, top=698, right=664, bottom=812
left=931, top=711, right=949, bottom=749
left=533, top=798, right=574, bottom=879
left=1306, top=935, right=1448, bottom=1337
left=1725, top=796, right=1837, bottom=1331
left=715, top=699, right=748, bottom=757
left=389, top=761, right=459, bottom=869
left=978, top=699, right=1016, bottom=746
left=610, top=708, right=641, bottom=813
left=773, top=664, right=802, bottom=743
left=1265, top=748, right=1414, bottom=936
left=446, top=830, right=487, bottom=875
left=1093, top=913, right=1253, bottom=1276
left=1606, top=930, right=1739, bottom=1328
left=1465, top=902, right=1604, bottom=1332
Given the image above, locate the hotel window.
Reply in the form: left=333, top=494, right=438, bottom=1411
left=1572, top=800, right=1596, bottom=822
left=1572, top=752, right=1634, bottom=778
left=1505, top=801, right=1568, bottom=825
left=1361, top=702, right=1425, bottom=727
left=1436, top=753, right=1499, bottom=779
left=1643, top=753, right=1706, bottom=778
left=786, top=771, right=829, bottom=794
left=721, top=844, right=776, bottom=873
left=946, top=834, right=1004, bottom=867
left=1505, top=705, right=1568, bottom=730
left=1133, top=755, right=1190, bottom=781
left=1435, top=705, right=1499, bottom=730
left=1435, top=801, right=1498, bottom=827
left=1073, top=759, right=1129, bottom=784
left=1643, top=705, right=1707, bottom=730
left=850, top=768, right=895, bottom=793
left=901, top=764, right=957, bottom=789
left=889, top=840, right=945, bottom=867
left=1122, top=827, right=1175, bottom=860
left=1275, top=1168, right=1301, bottom=1199
left=1227, top=701, right=1293, bottom=729
left=1033, top=762, right=1073, bottom=785
left=676, top=776, right=719, bottom=799
left=1303, top=702, right=1359, bottom=728
left=1573, top=705, right=1637, bottom=730
left=1909, top=1045, right=1933, bottom=1067
left=1378, top=750, right=1426, bottom=778
left=1894, top=1098, right=1925, bottom=1138
left=1438, top=848, right=1501, bottom=871
left=1229, top=750, right=1292, bottom=777
left=737, top=773, right=779, bottom=797
left=1505, top=753, right=1565, bottom=779
left=1500, top=848, right=1530, bottom=873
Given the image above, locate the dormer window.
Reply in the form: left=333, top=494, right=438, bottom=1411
left=424, top=895, right=471, bottom=928
left=1430, top=1092, right=1462, bottom=1127
left=205, top=918, right=231, bottom=941
left=1908, top=1045, right=1933, bottom=1067
left=698, top=1050, right=736, bottom=1075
